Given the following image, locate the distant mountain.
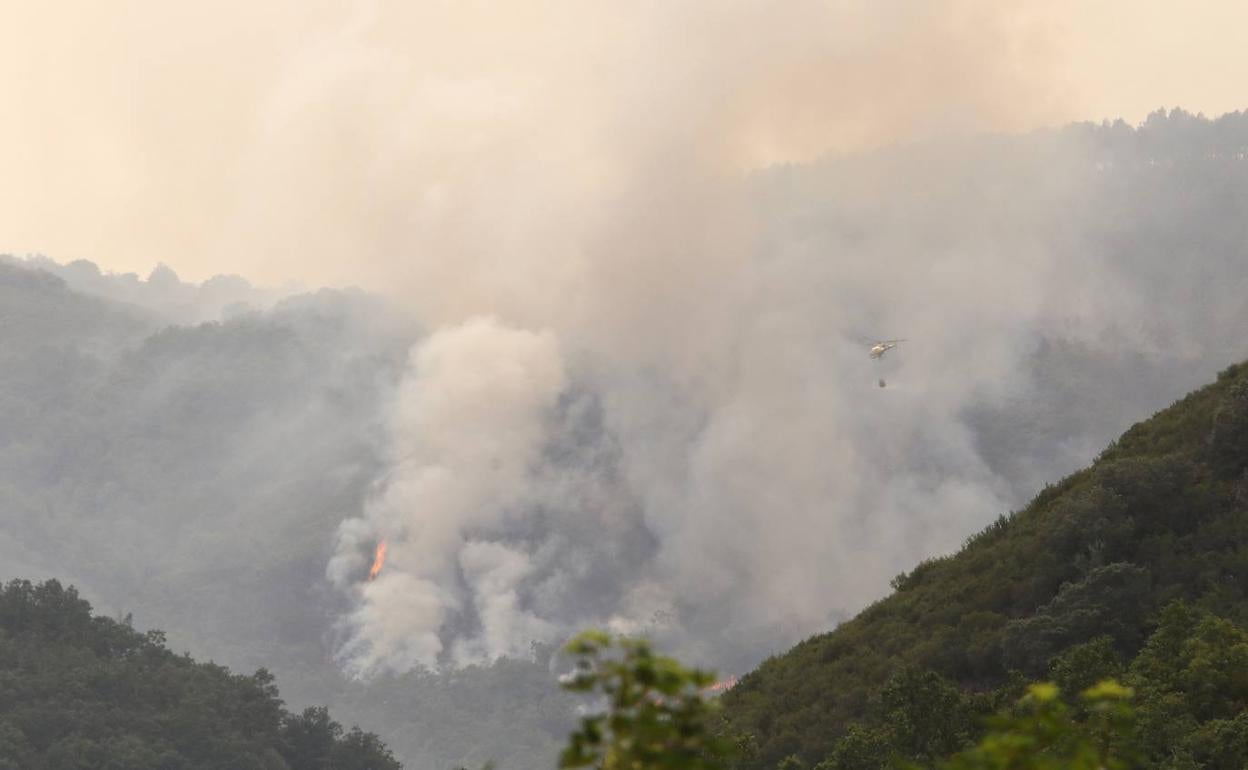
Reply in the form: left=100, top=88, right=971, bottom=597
left=0, top=259, right=574, bottom=770
left=0, top=254, right=283, bottom=325
left=722, top=361, right=1248, bottom=768
left=0, top=578, right=401, bottom=769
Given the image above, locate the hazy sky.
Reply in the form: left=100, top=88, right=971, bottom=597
left=2, top=1, right=1245, bottom=287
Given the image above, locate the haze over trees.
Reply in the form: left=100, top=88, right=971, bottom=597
left=720, top=361, right=1248, bottom=769
left=550, top=358, right=1248, bottom=770
left=2, top=108, right=1248, bottom=769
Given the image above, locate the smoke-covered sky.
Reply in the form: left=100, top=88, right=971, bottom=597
left=4, top=1, right=1248, bottom=685
left=3, top=1, right=1247, bottom=287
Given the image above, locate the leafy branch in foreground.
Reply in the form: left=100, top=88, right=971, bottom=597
left=556, top=631, right=1149, bottom=770
left=934, top=680, right=1139, bottom=770
left=559, top=630, right=734, bottom=770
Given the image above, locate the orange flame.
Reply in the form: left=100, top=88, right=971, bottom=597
left=704, top=675, right=739, bottom=695
left=368, top=540, right=387, bottom=581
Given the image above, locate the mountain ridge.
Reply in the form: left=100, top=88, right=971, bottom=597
left=721, top=360, right=1248, bottom=768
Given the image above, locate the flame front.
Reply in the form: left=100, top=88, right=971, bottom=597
left=704, top=676, right=739, bottom=695
left=368, top=540, right=387, bottom=581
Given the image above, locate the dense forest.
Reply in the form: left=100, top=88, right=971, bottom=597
left=721, top=361, right=1248, bottom=769
left=0, top=578, right=401, bottom=769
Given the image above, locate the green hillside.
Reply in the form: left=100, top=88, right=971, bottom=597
left=0, top=579, right=401, bottom=769
left=721, top=361, right=1248, bottom=768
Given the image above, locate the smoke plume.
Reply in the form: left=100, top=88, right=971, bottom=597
left=298, top=5, right=1248, bottom=673
left=5, top=1, right=1248, bottom=683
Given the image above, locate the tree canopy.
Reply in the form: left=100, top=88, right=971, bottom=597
left=0, top=578, right=401, bottom=769
left=721, top=361, right=1248, bottom=769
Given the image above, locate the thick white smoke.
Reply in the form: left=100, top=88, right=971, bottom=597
left=329, top=317, right=567, bottom=672
left=4, top=6, right=1248, bottom=766
left=325, top=131, right=1116, bottom=674
left=279, top=4, right=1245, bottom=674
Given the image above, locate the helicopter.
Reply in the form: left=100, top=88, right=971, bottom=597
left=868, top=339, right=905, bottom=359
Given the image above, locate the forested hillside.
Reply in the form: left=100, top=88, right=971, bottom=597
left=0, top=578, right=401, bottom=769
left=722, top=361, right=1248, bottom=768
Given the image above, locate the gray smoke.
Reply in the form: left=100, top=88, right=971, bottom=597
left=327, top=111, right=1248, bottom=674
left=2, top=110, right=1247, bottom=769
